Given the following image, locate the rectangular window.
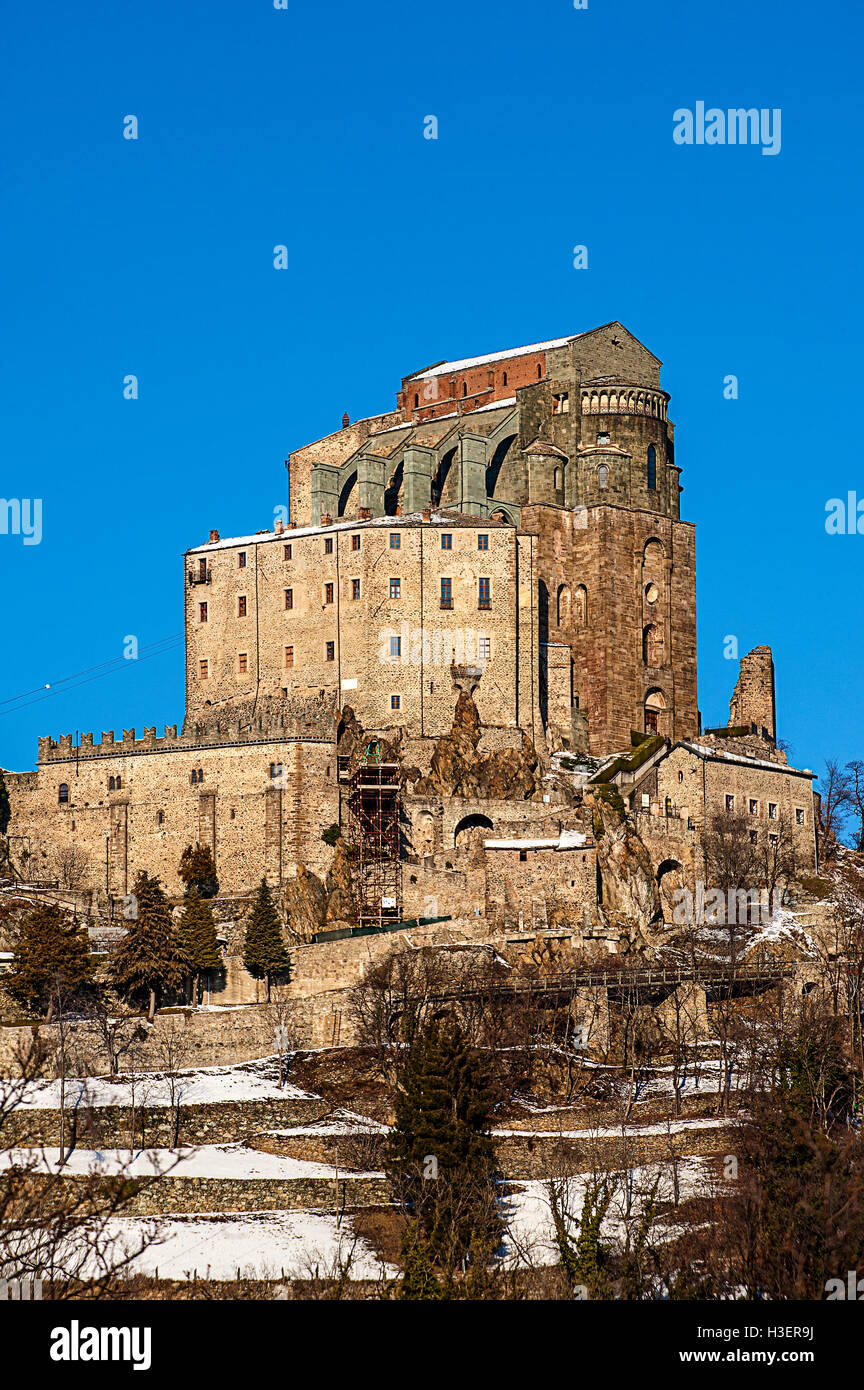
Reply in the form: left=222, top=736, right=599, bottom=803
left=390, top=635, right=401, bottom=659
left=769, top=833, right=778, bottom=846
left=285, top=588, right=293, bottom=610
left=749, top=798, right=758, bottom=814
left=795, top=807, right=805, bottom=825
left=284, top=543, right=292, bottom=561
left=325, top=583, right=334, bottom=604
left=390, top=533, right=400, bottom=549
left=324, top=537, right=333, bottom=555
left=238, top=652, right=248, bottom=674
left=478, top=577, right=491, bottom=609
left=391, top=694, right=400, bottom=711
left=238, top=551, right=247, bottom=568
left=199, top=602, right=208, bottom=623
left=441, top=533, right=452, bottom=550
left=389, top=577, right=401, bottom=599
left=285, top=645, right=294, bottom=668
left=552, top=392, right=570, bottom=415
left=479, top=636, right=491, bottom=660
left=351, top=578, right=361, bottom=600
left=238, top=595, right=247, bottom=617
left=768, top=802, right=777, bottom=819
left=440, top=577, right=452, bottom=608
left=199, top=659, right=209, bottom=679
left=725, top=794, right=735, bottom=812
left=750, top=830, right=758, bottom=844
left=325, top=641, right=335, bottom=662
left=477, top=534, right=489, bottom=550
left=351, top=534, right=361, bottom=551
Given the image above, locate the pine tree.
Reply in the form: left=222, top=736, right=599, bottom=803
left=178, top=842, right=219, bottom=898
left=110, top=870, right=188, bottom=1021
left=387, top=1016, right=502, bottom=1272
left=242, top=878, right=289, bottom=1002
left=177, top=888, right=222, bottom=1004
left=8, top=903, right=94, bottom=1016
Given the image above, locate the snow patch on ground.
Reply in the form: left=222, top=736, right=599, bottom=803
left=16, top=1059, right=313, bottom=1110
left=0, top=1144, right=383, bottom=1181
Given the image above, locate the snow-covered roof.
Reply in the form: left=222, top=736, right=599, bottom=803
left=405, top=337, right=582, bottom=381
left=484, top=830, right=588, bottom=852
left=679, top=741, right=815, bottom=778
left=187, top=509, right=510, bottom=555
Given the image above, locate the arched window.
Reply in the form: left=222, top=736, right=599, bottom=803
left=191, top=770, right=198, bottom=785
left=647, top=445, right=657, bottom=491
left=502, top=371, right=508, bottom=386
left=198, top=769, right=204, bottom=783
left=642, top=624, right=662, bottom=666
left=644, top=688, right=666, bottom=735
left=108, top=776, right=115, bottom=791
left=557, top=584, right=571, bottom=626
left=554, top=466, right=563, bottom=493
left=574, top=584, right=588, bottom=628
left=537, top=363, right=542, bottom=379
left=413, top=393, right=419, bottom=407
left=462, top=382, right=468, bottom=396
left=58, top=784, right=69, bottom=804
left=597, top=464, right=608, bottom=490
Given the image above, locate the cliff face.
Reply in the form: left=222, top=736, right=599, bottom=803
left=586, top=789, right=667, bottom=954
left=287, top=840, right=357, bottom=942
left=413, top=692, right=538, bottom=800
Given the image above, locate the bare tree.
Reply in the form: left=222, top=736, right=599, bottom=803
left=817, top=759, right=852, bottom=864
left=53, top=845, right=91, bottom=892
left=845, top=760, right=864, bottom=852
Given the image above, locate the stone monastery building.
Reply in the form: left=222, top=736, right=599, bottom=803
left=3, top=323, right=818, bottom=916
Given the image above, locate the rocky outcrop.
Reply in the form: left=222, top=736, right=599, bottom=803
left=586, top=789, right=669, bottom=955
left=287, top=839, right=357, bottom=942
left=414, top=693, right=538, bottom=800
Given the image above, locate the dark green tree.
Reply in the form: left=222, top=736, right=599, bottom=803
left=8, top=903, right=94, bottom=1016
left=0, top=767, right=10, bottom=837
left=110, top=871, right=188, bottom=1021
left=242, top=878, right=289, bottom=1002
left=178, top=842, right=219, bottom=898
left=177, top=888, right=222, bottom=1004
left=387, top=1016, right=502, bottom=1273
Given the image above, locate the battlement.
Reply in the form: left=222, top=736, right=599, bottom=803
left=37, top=694, right=340, bottom=764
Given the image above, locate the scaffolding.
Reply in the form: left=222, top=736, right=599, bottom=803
left=347, top=740, right=402, bottom=930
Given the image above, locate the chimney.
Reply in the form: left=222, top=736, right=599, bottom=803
left=421, top=508, right=432, bottom=522
left=321, top=512, right=332, bottom=526
left=274, top=519, right=284, bottom=534
left=357, top=507, right=372, bottom=521
left=209, top=529, right=220, bottom=543
left=342, top=412, right=349, bottom=428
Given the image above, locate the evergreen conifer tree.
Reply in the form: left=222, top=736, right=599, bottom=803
left=242, top=878, right=289, bottom=1002
left=9, top=903, right=94, bottom=1016
left=177, top=888, right=222, bottom=1004
left=178, top=842, right=219, bottom=898
left=110, top=870, right=188, bottom=1021
left=387, top=1016, right=502, bottom=1272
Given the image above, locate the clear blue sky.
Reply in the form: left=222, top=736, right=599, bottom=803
left=1, top=0, right=861, bottom=783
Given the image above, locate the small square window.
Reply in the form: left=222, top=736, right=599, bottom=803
left=238, top=652, right=248, bottom=674
left=391, top=694, right=401, bottom=711
left=351, top=578, right=361, bottom=600
left=389, top=577, right=401, bottom=599
left=519, top=849, right=528, bottom=862
left=769, top=833, right=778, bottom=846
left=325, top=583, right=334, bottom=604
left=200, top=659, right=209, bottom=679
left=284, top=544, right=292, bottom=561
left=390, top=533, right=400, bottom=549
left=750, top=830, right=758, bottom=844
left=441, top=533, right=452, bottom=550
left=324, top=537, right=333, bottom=554
left=238, top=551, right=247, bottom=568
left=768, top=802, right=777, bottom=819
left=477, top=534, right=489, bottom=550
left=285, top=645, right=294, bottom=668
left=238, top=595, right=247, bottom=617
left=325, top=641, right=335, bottom=662
left=285, top=589, right=293, bottom=610
left=351, top=535, right=361, bottom=551
left=749, top=798, right=758, bottom=814
left=725, top=795, right=735, bottom=812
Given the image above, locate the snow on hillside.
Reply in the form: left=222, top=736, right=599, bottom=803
left=16, top=1059, right=312, bottom=1110
left=0, top=1143, right=384, bottom=1180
